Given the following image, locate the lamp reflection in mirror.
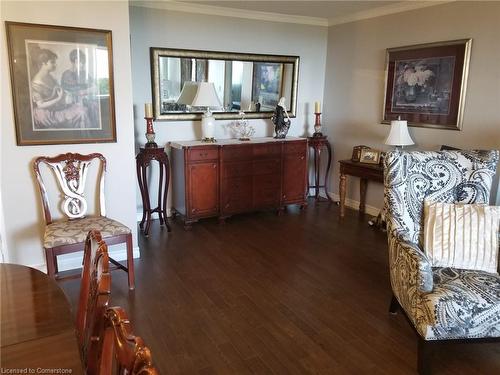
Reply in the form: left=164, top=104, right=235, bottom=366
left=190, top=82, right=222, bottom=142
left=177, top=82, right=199, bottom=108
left=385, top=118, right=414, bottom=149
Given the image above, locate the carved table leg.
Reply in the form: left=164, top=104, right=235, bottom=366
left=314, top=147, right=321, bottom=199
left=142, top=165, right=152, bottom=236
left=136, top=160, right=147, bottom=230
left=339, top=173, right=346, bottom=217
left=158, top=161, right=164, bottom=226
left=324, top=142, right=333, bottom=202
left=162, top=160, right=172, bottom=232
left=359, top=178, right=367, bottom=214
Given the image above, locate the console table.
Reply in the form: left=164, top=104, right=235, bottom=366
left=338, top=159, right=384, bottom=217
left=136, top=147, right=171, bottom=235
left=307, top=135, right=333, bottom=202
left=170, top=137, right=308, bottom=229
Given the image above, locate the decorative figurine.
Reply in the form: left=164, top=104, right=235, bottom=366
left=228, top=111, right=255, bottom=141
left=272, top=97, right=291, bottom=139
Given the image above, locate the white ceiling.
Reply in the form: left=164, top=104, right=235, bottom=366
left=132, top=1, right=453, bottom=26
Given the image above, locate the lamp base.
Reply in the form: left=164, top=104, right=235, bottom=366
left=201, top=111, right=216, bottom=142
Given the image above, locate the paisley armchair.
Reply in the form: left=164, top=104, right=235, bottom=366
left=384, top=150, right=500, bottom=375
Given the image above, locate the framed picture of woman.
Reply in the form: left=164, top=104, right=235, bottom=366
left=6, top=22, right=116, bottom=145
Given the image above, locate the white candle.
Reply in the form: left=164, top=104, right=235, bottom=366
left=144, top=103, right=153, bottom=118
left=315, top=101, right=321, bottom=113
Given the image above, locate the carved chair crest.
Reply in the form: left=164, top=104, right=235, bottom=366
left=34, top=153, right=107, bottom=223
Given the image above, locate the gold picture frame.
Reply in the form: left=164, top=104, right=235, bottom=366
left=6, top=21, right=116, bottom=145
left=359, top=149, right=381, bottom=164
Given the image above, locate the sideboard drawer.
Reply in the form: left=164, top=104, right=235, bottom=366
left=187, top=147, right=218, bottom=162
left=285, top=141, right=307, bottom=155
left=253, top=159, right=281, bottom=175
left=223, top=161, right=253, bottom=178
left=253, top=143, right=282, bottom=158
left=221, top=145, right=253, bottom=161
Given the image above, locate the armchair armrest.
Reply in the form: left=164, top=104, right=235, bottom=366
left=388, top=232, right=434, bottom=295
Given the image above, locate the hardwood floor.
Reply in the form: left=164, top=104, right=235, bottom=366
left=59, top=203, right=500, bottom=374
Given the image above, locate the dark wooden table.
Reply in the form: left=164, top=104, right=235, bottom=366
left=0, top=263, right=83, bottom=373
left=338, top=159, right=384, bottom=217
left=136, top=147, right=172, bottom=235
left=307, top=135, right=333, bottom=202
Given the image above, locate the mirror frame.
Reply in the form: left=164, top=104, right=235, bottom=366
left=150, top=47, right=299, bottom=121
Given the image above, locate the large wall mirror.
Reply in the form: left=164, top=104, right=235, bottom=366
left=150, top=48, right=299, bottom=121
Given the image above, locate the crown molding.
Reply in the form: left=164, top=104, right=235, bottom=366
left=327, top=1, right=456, bottom=26
left=130, top=1, right=329, bottom=27
left=130, top=1, right=455, bottom=28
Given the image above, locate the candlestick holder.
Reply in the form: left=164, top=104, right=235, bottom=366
left=145, top=117, right=158, bottom=148
left=313, top=112, right=323, bottom=137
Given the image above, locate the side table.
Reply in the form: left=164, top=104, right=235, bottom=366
left=307, top=135, right=333, bottom=202
left=136, top=147, right=172, bottom=235
left=338, top=159, right=383, bottom=217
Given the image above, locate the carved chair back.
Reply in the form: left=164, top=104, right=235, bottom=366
left=33, top=153, right=107, bottom=224
left=99, top=307, right=159, bottom=375
left=76, top=230, right=111, bottom=374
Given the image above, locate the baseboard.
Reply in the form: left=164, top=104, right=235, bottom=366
left=30, top=245, right=141, bottom=274
left=136, top=208, right=172, bottom=222
left=329, top=192, right=381, bottom=217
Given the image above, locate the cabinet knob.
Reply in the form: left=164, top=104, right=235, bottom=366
left=300, top=155, right=305, bottom=160
left=191, top=208, right=197, bottom=213
left=283, top=194, right=286, bottom=198
left=213, top=164, right=217, bottom=169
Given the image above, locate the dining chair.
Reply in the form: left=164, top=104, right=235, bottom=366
left=100, top=306, right=159, bottom=375
left=76, top=230, right=111, bottom=375
left=33, top=152, right=134, bottom=289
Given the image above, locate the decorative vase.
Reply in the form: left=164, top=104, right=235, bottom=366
left=404, top=85, right=417, bottom=103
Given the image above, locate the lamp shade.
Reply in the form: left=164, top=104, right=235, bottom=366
left=385, top=120, right=414, bottom=146
left=177, top=81, right=199, bottom=105
left=191, top=82, right=222, bottom=108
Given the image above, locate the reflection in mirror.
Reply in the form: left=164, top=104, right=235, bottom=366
left=151, top=48, right=299, bottom=121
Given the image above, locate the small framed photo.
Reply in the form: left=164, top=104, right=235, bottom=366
left=351, top=145, right=370, bottom=162
left=382, top=39, right=472, bottom=131
left=6, top=22, right=116, bottom=145
left=359, top=149, right=381, bottom=164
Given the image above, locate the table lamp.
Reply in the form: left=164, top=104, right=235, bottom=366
left=190, top=82, right=222, bottom=142
left=385, top=117, right=414, bottom=149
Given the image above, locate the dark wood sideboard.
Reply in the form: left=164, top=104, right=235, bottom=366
left=171, top=137, right=308, bottom=229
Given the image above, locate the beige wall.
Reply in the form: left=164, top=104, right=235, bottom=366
left=130, top=5, right=328, bottom=215
left=0, top=1, right=138, bottom=270
left=324, top=1, right=500, bottom=211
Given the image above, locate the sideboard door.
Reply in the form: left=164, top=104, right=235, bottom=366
left=187, top=162, right=219, bottom=218
left=282, top=141, right=307, bottom=205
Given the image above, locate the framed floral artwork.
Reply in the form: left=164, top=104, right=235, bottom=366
left=6, top=22, right=116, bottom=145
left=382, top=39, right=472, bottom=130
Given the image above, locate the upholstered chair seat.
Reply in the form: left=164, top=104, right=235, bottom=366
left=44, top=217, right=131, bottom=248
left=418, top=267, right=500, bottom=340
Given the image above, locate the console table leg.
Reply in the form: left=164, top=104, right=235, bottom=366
left=340, top=173, right=346, bottom=217
left=359, top=178, right=367, bottom=214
